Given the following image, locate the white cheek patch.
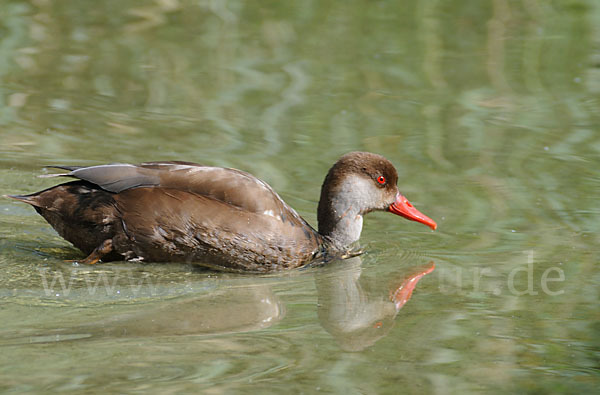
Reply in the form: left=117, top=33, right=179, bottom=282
left=327, top=175, right=381, bottom=246
left=334, top=175, right=382, bottom=214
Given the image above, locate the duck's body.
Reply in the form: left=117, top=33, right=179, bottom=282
left=8, top=152, right=436, bottom=272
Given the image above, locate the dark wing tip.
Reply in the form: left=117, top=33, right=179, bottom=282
left=37, top=165, right=84, bottom=179
left=45, top=165, right=85, bottom=171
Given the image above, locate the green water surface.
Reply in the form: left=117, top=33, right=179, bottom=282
left=0, top=1, right=599, bottom=393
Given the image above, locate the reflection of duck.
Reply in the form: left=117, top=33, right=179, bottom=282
left=97, top=259, right=434, bottom=349
left=3, top=284, right=286, bottom=345
left=96, top=285, right=285, bottom=338
left=3, top=259, right=433, bottom=349
left=97, top=259, right=434, bottom=350
left=8, top=152, right=436, bottom=271
left=316, top=258, right=435, bottom=351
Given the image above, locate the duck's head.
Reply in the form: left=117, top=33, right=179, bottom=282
left=317, top=152, right=436, bottom=248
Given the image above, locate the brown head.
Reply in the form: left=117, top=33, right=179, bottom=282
left=317, top=152, right=436, bottom=248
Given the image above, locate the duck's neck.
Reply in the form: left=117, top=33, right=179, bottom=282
left=317, top=175, right=368, bottom=250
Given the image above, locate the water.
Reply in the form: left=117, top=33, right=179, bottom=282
left=1, top=0, right=599, bottom=393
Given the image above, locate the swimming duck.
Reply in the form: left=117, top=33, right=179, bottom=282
left=8, top=152, right=436, bottom=272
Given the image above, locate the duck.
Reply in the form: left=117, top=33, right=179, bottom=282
left=7, top=152, right=436, bottom=272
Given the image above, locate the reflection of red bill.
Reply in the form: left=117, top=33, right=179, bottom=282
left=390, top=262, right=435, bottom=311
left=389, top=193, right=437, bottom=230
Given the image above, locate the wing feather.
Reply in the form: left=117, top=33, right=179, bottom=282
left=41, top=162, right=312, bottom=229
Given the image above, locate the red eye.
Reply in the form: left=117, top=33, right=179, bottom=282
left=377, top=176, right=386, bottom=185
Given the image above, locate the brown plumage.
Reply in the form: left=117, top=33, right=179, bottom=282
left=7, top=152, right=436, bottom=272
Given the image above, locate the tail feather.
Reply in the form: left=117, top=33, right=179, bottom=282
left=38, top=165, right=83, bottom=179
left=4, top=194, right=41, bottom=207
left=46, top=165, right=84, bottom=171
left=38, top=173, right=70, bottom=179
